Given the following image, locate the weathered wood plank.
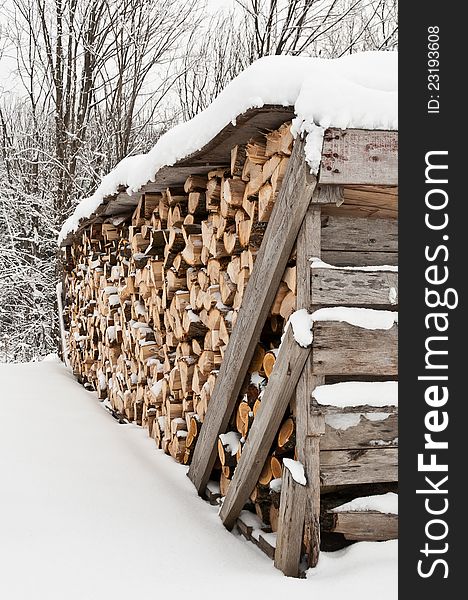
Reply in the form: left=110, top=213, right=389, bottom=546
left=276, top=205, right=323, bottom=576
left=312, top=322, right=398, bottom=375
left=319, top=129, right=398, bottom=185
left=219, top=327, right=311, bottom=529
left=320, top=411, right=398, bottom=450
left=311, top=269, right=398, bottom=306
left=274, top=466, right=307, bottom=577
left=321, top=215, right=398, bottom=252
left=311, top=185, right=344, bottom=205
left=321, top=250, right=398, bottom=267
left=320, top=448, right=398, bottom=486
left=325, top=510, right=398, bottom=541
left=296, top=204, right=323, bottom=569
left=188, top=137, right=317, bottom=494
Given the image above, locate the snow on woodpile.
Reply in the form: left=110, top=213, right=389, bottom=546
left=313, top=381, right=398, bottom=408
left=333, top=492, right=398, bottom=515
left=59, top=51, right=397, bottom=243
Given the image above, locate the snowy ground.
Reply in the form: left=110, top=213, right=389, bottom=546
left=0, top=358, right=397, bottom=600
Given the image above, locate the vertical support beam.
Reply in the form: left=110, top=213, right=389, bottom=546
left=275, top=199, right=327, bottom=576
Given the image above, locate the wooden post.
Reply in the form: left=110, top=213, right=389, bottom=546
left=274, top=201, right=326, bottom=576
left=188, top=137, right=317, bottom=494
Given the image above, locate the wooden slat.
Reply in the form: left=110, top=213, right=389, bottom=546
left=325, top=510, right=398, bottom=541
left=321, top=215, right=398, bottom=252
left=312, top=322, right=398, bottom=375
left=219, top=327, right=311, bottom=529
left=321, top=411, right=398, bottom=450
left=319, top=129, right=398, bottom=185
left=320, top=448, right=398, bottom=486
left=311, top=268, right=398, bottom=306
left=274, top=466, right=307, bottom=576
left=323, top=205, right=397, bottom=220
left=188, top=137, right=317, bottom=493
left=321, top=250, right=398, bottom=267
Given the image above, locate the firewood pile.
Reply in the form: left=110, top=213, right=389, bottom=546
left=63, top=122, right=298, bottom=523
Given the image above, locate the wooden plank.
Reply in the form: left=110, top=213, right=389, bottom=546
left=188, top=137, right=317, bottom=493
left=275, top=204, right=323, bottom=576
left=320, top=448, right=398, bottom=486
left=325, top=511, right=398, bottom=541
left=219, top=327, right=311, bottom=529
left=311, top=269, right=398, bottom=306
left=312, top=322, right=398, bottom=375
left=321, top=215, right=398, bottom=252
left=295, top=205, right=323, bottom=568
left=323, top=204, right=397, bottom=220
left=321, top=250, right=398, bottom=267
left=311, top=185, right=344, bottom=205
left=274, top=466, right=307, bottom=576
left=319, top=129, right=398, bottom=185
left=321, top=411, right=398, bottom=450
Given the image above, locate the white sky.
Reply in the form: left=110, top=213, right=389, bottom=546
left=0, top=0, right=238, bottom=94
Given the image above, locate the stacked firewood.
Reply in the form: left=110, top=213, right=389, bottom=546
left=63, top=122, right=295, bottom=472
left=216, top=345, right=299, bottom=531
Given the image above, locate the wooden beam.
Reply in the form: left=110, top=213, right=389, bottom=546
left=325, top=510, right=398, bottom=541
left=311, top=184, right=344, bottom=205
left=321, top=250, right=398, bottom=267
left=219, top=327, right=311, bottom=529
left=311, top=268, right=398, bottom=306
left=274, top=467, right=307, bottom=577
left=319, top=129, right=398, bottom=185
left=188, top=137, right=317, bottom=493
left=312, top=322, right=398, bottom=375
left=275, top=204, right=323, bottom=576
left=321, top=215, right=398, bottom=252
left=320, top=448, right=398, bottom=486
left=321, top=411, right=398, bottom=451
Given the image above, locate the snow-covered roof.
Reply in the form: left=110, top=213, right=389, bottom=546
left=59, top=51, right=397, bottom=244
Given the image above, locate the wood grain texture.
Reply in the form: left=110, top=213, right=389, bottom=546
left=319, top=448, right=398, bottom=486
left=321, top=215, right=398, bottom=252
left=325, top=511, right=398, bottom=541
left=274, top=466, right=307, bottom=577
left=188, top=137, right=317, bottom=494
left=311, top=269, right=398, bottom=306
left=219, top=327, right=311, bottom=529
left=321, top=250, right=398, bottom=267
left=320, top=412, right=398, bottom=450
left=277, top=205, right=323, bottom=574
left=319, top=129, right=398, bottom=185
left=312, top=322, right=398, bottom=375
left=311, top=185, right=344, bottom=205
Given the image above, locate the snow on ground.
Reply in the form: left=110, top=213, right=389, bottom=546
left=0, top=358, right=397, bottom=600
left=59, top=51, right=397, bottom=242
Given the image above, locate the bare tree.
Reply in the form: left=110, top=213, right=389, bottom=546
left=0, top=0, right=202, bottom=361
